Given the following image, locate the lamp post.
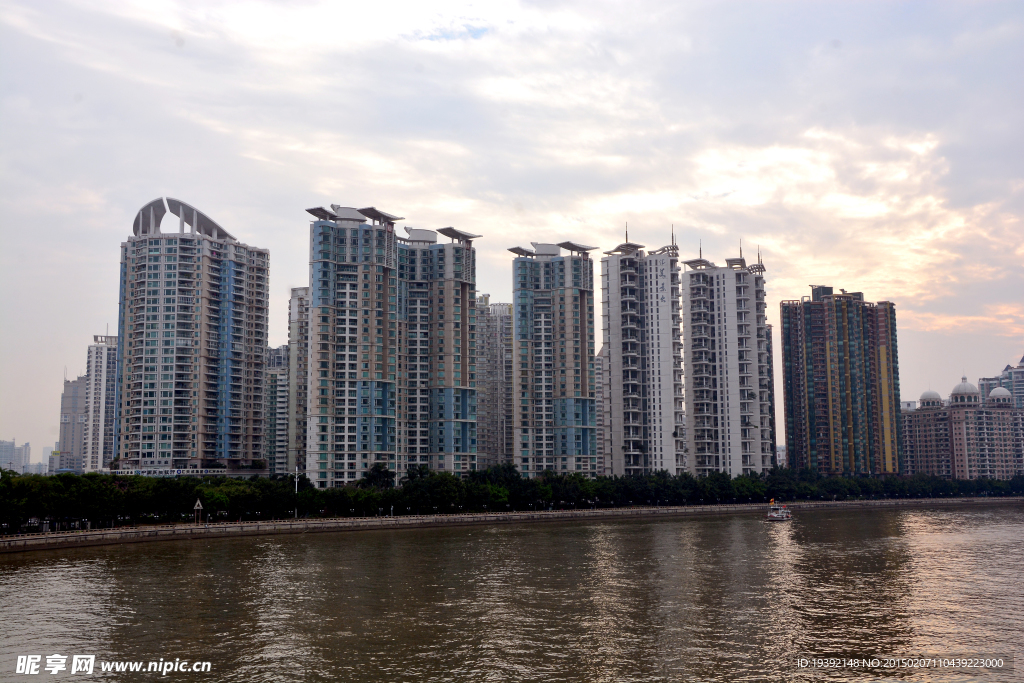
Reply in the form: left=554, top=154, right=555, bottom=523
left=294, top=465, right=299, bottom=519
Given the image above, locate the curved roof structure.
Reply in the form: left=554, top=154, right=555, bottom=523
left=951, top=376, right=979, bottom=396
left=437, top=227, right=482, bottom=243
left=133, top=197, right=234, bottom=241
left=132, top=198, right=167, bottom=236
left=988, top=387, right=1012, bottom=398
left=557, top=241, right=597, bottom=254
left=604, top=241, right=645, bottom=255
left=358, top=207, right=404, bottom=224
left=920, top=389, right=942, bottom=401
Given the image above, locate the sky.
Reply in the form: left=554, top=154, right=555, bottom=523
left=1, top=0, right=1022, bottom=460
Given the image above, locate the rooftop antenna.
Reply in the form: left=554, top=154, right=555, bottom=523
left=758, top=245, right=761, bottom=265
left=699, top=239, right=702, bottom=259
left=740, top=238, right=743, bottom=259
left=671, top=224, right=675, bottom=246
left=625, top=221, right=628, bottom=243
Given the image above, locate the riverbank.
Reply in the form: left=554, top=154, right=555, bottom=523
left=2, top=496, right=1020, bottom=555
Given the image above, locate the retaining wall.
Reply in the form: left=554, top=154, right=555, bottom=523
left=1, top=496, right=1020, bottom=555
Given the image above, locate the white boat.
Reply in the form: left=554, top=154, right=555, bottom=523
left=766, top=501, right=791, bottom=521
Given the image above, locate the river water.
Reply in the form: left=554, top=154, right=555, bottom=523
left=2, top=504, right=1022, bottom=682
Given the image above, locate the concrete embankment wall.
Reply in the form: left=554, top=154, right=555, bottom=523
left=2, top=497, right=1020, bottom=555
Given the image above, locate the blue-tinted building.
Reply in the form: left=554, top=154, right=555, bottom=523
left=301, top=206, right=479, bottom=486
left=508, top=242, right=598, bottom=478
left=116, top=198, right=269, bottom=476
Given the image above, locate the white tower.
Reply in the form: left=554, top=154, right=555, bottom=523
left=601, top=239, right=685, bottom=475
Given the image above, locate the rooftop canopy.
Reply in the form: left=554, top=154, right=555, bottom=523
left=604, top=241, right=645, bottom=255
left=557, top=241, right=597, bottom=254
left=437, top=227, right=482, bottom=242
left=358, top=207, right=404, bottom=224
left=683, top=258, right=716, bottom=269
left=166, top=198, right=234, bottom=240
left=133, top=197, right=234, bottom=241
left=305, top=206, right=337, bottom=220
left=508, top=246, right=535, bottom=257
left=132, top=198, right=167, bottom=236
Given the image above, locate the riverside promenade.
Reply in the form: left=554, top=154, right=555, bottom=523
left=2, top=496, right=1020, bottom=555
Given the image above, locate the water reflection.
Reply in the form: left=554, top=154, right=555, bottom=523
left=1, top=506, right=1021, bottom=682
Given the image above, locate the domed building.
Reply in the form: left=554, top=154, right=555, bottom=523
left=950, top=376, right=980, bottom=404
left=978, top=351, right=1024, bottom=409
left=988, top=387, right=1012, bottom=404
left=901, top=376, right=1024, bottom=480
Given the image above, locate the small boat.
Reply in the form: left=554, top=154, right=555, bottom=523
left=766, top=500, right=792, bottom=521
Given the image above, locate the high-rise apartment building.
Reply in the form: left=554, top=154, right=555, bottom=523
left=287, top=287, right=310, bottom=477
left=83, top=335, right=118, bottom=472
left=595, top=345, right=610, bottom=472
left=765, top=323, right=778, bottom=464
left=0, top=441, right=13, bottom=472
left=398, top=225, right=480, bottom=477
left=978, top=352, right=1024, bottom=410
left=115, top=198, right=269, bottom=475
left=265, top=344, right=289, bottom=476
left=509, top=242, right=598, bottom=478
left=477, top=296, right=513, bottom=467
left=57, top=375, right=87, bottom=472
left=267, top=344, right=288, bottom=369
left=902, top=380, right=1023, bottom=480
left=601, top=240, right=685, bottom=475
left=682, top=255, right=774, bottom=477
left=780, top=286, right=901, bottom=476
left=300, top=206, right=481, bottom=486
left=0, top=440, right=31, bottom=473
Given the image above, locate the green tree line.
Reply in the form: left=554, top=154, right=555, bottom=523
left=2, top=464, right=1022, bottom=533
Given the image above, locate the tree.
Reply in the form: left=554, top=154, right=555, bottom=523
left=358, top=463, right=396, bottom=490
left=406, top=464, right=431, bottom=481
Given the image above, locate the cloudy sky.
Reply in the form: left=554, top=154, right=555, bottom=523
left=1, top=0, right=1022, bottom=459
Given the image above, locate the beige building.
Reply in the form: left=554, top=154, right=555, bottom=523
left=265, top=344, right=289, bottom=476
left=476, top=296, right=514, bottom=467
left=57, top=375, right=87, bottom=472
left=287, top=287, right=310, bottom=477
left=902, top=379, right=1023, bottom=480
left=595, top=345, right=610, bottom=474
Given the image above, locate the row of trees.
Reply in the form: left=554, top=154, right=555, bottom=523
left=2, top=464, right=1022, bottom=534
